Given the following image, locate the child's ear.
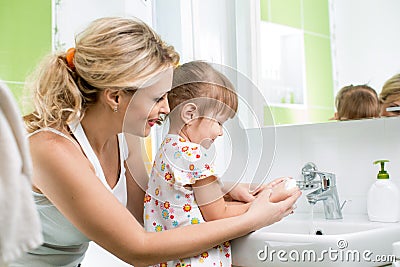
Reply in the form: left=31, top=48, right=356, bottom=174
left=181, top=103, right=198, bottom=124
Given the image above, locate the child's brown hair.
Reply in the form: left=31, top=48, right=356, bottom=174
left=335, top=84, right=380, bottom=120
left=169, top=61, right=238, bottom=119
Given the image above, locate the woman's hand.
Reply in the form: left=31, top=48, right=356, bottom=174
left=243, top=189, right=301, bottom=231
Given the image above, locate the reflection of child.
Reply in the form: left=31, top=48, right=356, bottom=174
left=380, top=73, right=400, bottom=117
left=334, top=84, right=380, bottom=121
left=144, top=61, right=298, bottom=267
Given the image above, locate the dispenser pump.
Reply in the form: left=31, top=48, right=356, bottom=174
left=373, top=159, right=390, bottom=179
left=368, top=159, right=399, bottom=222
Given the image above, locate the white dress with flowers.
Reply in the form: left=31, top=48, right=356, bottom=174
left=144, top=134, right=231, bottom=267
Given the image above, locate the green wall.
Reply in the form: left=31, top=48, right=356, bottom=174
left=261, top=0, right=335, bottom=125
left=0, top=0, right=52, bottom=110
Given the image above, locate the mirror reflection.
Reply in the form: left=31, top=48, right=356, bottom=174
left=154, top=0, right=400, bottom=126
left=333, top=84, right=380, bottom=121
left=380, top=73, right=400, bottom=118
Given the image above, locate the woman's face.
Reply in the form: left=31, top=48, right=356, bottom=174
left=380, top=94, right=400, bottom=117
left=123, top=67, right=173, bottom=137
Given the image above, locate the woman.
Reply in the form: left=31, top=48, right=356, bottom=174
left=380, top=73, right=400, bottom=117
left=12, top=17, right=300, bottom=267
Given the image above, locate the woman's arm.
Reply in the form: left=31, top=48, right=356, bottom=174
left=30, top=133, right=300, bottom=266
left=193, top=176, right=250, bottom=221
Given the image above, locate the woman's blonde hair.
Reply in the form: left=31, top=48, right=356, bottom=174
left=380, top=73, right=400, bottom=104
left=335, top=84, right=380, bottom=120
left=169, top=61, right=238, bottom=119
left=24, top=17, right=179, bottom=133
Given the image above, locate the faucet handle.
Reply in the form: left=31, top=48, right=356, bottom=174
left=301, top=162, right=318, bottom=182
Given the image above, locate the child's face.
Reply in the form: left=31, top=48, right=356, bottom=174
left=185, top=114, right=228, bottom=148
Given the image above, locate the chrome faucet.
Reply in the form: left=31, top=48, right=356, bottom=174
left=297, top=162, right=343, bottom=220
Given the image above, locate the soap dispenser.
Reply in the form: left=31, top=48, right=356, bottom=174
left=367, top=160, right=400, bottom=222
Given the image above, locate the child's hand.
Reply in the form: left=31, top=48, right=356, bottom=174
left=225, top=183, right=260, bottom=203
left=265, top=177, right=287, bottom=190
left=269, top=178, right=299, bottom=203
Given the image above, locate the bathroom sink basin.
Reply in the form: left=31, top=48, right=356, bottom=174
left=232, top=213, right=400, bottom=267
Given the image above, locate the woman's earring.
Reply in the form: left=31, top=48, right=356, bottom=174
left=113, top=106, right=118, bottom=112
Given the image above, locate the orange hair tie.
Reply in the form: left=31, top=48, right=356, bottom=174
left=66, top=48, right=76, bottom=70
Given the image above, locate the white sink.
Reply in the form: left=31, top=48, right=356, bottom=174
left=232, top=213, right=400, bottom=267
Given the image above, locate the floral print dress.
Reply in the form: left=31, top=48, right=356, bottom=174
left=144, top=134, right=231, bottom=267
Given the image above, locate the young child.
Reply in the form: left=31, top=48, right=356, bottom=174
left=144, top=61, right=298, bottom=267
left=333, top=84, right=380, bottom=121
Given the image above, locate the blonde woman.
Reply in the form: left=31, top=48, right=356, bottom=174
left=380, top=73, right=400, bottom=117
left=11, top=17, right=300, bottom=267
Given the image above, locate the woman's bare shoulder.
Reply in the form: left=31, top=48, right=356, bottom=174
left=28, top=129, right=97, bottom=193
left=28, top=129, right=87, bottom=168
left=29, top=128, right=82, bottom=153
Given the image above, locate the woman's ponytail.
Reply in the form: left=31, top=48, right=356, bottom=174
left=24, top=52, right=82, bottom=133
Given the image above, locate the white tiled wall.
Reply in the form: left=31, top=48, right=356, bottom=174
left=226, top=117, right=400, bottom=215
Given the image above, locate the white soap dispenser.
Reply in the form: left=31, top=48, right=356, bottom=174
left=367, top=160, right=400, bottom=222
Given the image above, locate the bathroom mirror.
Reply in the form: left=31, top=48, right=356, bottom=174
left=53, top=0, right=400, bottom=127
left=154, top=0, right=400, bottom=127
